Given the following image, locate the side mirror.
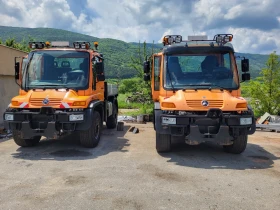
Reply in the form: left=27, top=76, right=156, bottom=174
left=95, top=62, right=104, bottom=74
left=15, top=62, right=20, bottom=80
left=242, top=73, right=250, bottom=81
left=241, top=58, right=249, bottom=72
left=144, top=74, right=151, bottom=81
left=97, top=74, right=105, bottom=81
left=143, top=61, right=150, bottom=73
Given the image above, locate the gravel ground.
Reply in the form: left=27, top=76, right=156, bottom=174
left=0, top=123, right=279, bottom=210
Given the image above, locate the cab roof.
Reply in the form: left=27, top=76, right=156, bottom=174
left=160, top=34, right=235, bottom=55
left=162, top=41, right=235, bottom=55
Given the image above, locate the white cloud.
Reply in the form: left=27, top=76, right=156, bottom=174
left=0, top=0, right=279, bottom=54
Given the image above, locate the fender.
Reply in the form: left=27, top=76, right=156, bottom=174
left=154, top=102, right=169, bottom=134
left=76, top=100, right=104, bottom=131
left=247, top=104, right=256, bottom=135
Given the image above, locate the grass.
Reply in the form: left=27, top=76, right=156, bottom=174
left=117, top=93, right=153, bottom=115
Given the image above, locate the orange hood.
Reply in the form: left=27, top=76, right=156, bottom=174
left=159, top=89, right=248, bottom=111
left=10, top=89, right=90, bottom=108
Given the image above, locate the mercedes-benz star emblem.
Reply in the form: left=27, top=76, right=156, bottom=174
left=42, top=97, right=50, bottom=105
left=201, top=100, right=209, bottom=107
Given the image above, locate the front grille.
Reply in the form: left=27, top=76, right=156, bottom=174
left=30, top=98, right=61, bottom=106
left=186, top=100, right=223, bottom=109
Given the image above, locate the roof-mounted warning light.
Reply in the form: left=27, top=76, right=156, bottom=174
left=213, top=34, right=233, bottom=45
left=28, top=42, right=47, bottom=49
left=162, top=35, right=182, bottom=46
left=94, top=42, right=99, bottom=50
left=73, top=41, right=91, bottom=49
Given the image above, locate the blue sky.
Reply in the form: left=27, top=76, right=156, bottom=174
left=0, top=0, right=279, bottom=54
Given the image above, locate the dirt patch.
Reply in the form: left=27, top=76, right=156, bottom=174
left=64, top=175, right=87, bottom=186
left=138, top=163, right=183, bottom=182
left=113, top=198, right=144, bottom=210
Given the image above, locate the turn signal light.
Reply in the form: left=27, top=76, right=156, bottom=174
left=236, top=103, right=247, bottom=108
left=11, top=101, right=19, bottom=106
left=161, top=102, right=176, bottom=108
left=73, top=101, right=86, bottom=106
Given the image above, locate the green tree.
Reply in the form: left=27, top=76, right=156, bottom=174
left=244, top=51, right=280, bottom=116
left=129, top=41, right=147, bottom=78
left=3, top=37, right=34, bottom=52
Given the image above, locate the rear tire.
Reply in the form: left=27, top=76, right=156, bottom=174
left=12, top=130, right=41, bottom=147
left=156, top=132, right=171, bottom=153
left=223, top=134, right=248, bottom=154
left=79, top=111, right=102, bottom=148
left=106, top=103, right=118, bottom=129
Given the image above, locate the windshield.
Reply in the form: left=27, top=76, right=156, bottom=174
left=23, top=50, right=90, bottom=90
left=164, top=52, right=239, bottom=90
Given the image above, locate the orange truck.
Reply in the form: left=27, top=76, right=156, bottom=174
left=3, top=41, right=118, bottom=148
left=143, top=34, right=256, bottom=154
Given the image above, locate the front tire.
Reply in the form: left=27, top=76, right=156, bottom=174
left=106, top=103, right=118, bottom=129
left=12, top=130, right=41, bottom=147
left=79, top=111, right=102, bottom=148
left=156, top=132, right=171, bottom=153
left=223, top=134, right=248, bottom=154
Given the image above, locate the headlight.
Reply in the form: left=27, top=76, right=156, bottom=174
left=162, top=117, right=176, bottom=125
left=69, top=114, right=84, bottom=121
left=5, top=114, right=14, bottom=121
left=240, top=117, right=252, bottom=125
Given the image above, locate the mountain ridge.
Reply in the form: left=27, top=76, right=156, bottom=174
left=0, top=26, right=268, bottom=79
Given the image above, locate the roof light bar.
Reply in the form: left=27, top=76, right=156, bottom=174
left=73, top=41, right=91, bottom=49
left=162, top=35, right=182, bottom=46
left=28, top=42, right=46, bottom=49
left=213, top=34, right=233, bottom=45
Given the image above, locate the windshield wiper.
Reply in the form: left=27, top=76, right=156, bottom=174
left=166, top=59, right=176, bottom=93
left=29, top=84, right=76, bottom=91
left=184, top=83, right=224, bottom=91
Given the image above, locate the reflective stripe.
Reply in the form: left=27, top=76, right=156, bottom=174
left=154, top=102, right=160, bottom=109
left=19, top=102, right=29, bottom=108
left=60, top=102, right=70, bottom=108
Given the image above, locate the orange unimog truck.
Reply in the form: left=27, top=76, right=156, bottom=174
left=3, top=41, right=118, bottom=148
left=143, top=34, right=256, bottom=154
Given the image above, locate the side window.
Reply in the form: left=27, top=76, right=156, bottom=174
left=223, top=53, right=231, bottom=69
left=154, top=56, right=161, bottom=91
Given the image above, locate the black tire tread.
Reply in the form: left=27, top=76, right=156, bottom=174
left=156, top=132, right=171, bottom=152
left=223, top=134, right=248, bottom=154
left=106, top=103, right=117, bottom=129
left=79, top=111, right=101, bottom=148
left=12, top=130, right=41, bottom=147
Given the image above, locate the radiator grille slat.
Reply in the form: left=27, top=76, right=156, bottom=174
left=30, top=98, right=61, bottom=106
left=186, top=100, right=223, bottom=109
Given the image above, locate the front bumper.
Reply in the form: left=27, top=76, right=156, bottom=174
left=158, top=109, right=256, bottom=145
left=3, top=108, right=93, bottom=139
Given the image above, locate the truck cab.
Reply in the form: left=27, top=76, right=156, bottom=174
left=3, top=41, right=118, bottom=148
left=144, top=34, right=255, bottom=154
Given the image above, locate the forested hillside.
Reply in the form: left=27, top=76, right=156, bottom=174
left=0, top=26, right=268, bottom=79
